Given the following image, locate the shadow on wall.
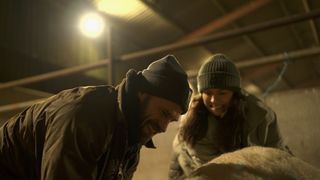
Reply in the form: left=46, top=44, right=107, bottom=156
left=265, top=87, right=320, bottom=168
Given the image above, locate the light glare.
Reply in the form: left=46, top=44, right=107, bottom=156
left=95, top=0, right=143, bottom=17
left=79, top=12, right=105, bottom=38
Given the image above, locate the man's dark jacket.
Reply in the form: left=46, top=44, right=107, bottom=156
left=0, top=79, right=149, bottom=180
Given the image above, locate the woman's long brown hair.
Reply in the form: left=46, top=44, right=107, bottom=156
left=179, top=92, right=245, bottom=151
left=179, top=94, right=208, bottom=147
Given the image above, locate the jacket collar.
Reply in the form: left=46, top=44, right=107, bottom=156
left=239, top=89, right=269, bottom=130
left=116, top=79, right=156, bottom=148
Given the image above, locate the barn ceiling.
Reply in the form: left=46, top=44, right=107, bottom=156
left=1, top=0, right=320, bottom=122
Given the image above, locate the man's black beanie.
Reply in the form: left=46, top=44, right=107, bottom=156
left=140, top=55, right=191, bottom=114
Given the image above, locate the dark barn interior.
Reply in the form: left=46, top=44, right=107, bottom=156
left=1, top=0, right=320, bottom=179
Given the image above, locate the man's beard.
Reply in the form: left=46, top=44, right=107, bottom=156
left=138, top=95, right=152, bottom=144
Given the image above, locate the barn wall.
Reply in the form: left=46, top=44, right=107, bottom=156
left=265, top=87, right=320, bottom=168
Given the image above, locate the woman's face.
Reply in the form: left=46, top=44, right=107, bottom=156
left=202, top=88, right=234, bottom=118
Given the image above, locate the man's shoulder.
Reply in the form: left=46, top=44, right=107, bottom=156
left=55, top=85, right=116, bottom=103
left=79, top=85, right=116, bottom=100
left=61, top=85, right=114, bottom=95
left=73, top=85, right=118, bottom=111
left=59, top=86, right=119, bottom=133
left=46, top=85, right=118, bottom=118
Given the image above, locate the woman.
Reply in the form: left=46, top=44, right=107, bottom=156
left=168, top=54, right=291, bottom=179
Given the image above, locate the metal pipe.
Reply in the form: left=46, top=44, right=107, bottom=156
left=0, top=98, right=47, bottom=113
left=120, top=9, right=320, bottom=61
left=302, top=0, right=320, bottom=45
left=187, top=47, right=320, bottom=77
left=236, top=47, right=320, bottom=68
left=278, top=1, right=304, bottom=47
left=211, top=0, right=266, bottom=56
left=1, top=10, right=320, bottom=91
left=107, top=27, right=114, bottom=85
left=14, top=87, right=53, bottom=97
left=180, top=0, right=271, bottom=41
left=0, top=60, right=109, bottom=90
left=2, top=47, right=320, bottom=113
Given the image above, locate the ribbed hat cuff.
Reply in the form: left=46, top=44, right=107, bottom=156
left=197, top=73, right=240, bottom=92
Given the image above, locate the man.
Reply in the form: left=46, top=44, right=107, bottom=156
left=0, top=55, right=192, bottom=180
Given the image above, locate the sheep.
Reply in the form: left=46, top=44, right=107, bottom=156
left=187, top=146, right=320, bottom=180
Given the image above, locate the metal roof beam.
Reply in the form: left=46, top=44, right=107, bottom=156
left=121, top=9, right=320, bottom=60
left=187, top=47, right=320, bottom=77
left=302, top=0, right=320, bottom=45
left=210, top=0, right=267, bottom=56
left=180, top=0, right=272, bottom=41
left=278, top=0, right=304, bottom=48
left=2, top=47, right=320, bottom=113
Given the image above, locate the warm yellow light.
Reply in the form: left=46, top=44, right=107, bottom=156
left=79, top=12, right=105, bottom=38
left=95, top=0, right=143, bottom=17
left=244, top=83, right=262, bottom=95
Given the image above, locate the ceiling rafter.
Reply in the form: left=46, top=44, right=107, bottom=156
left=139, top=0, right=194, bottom=35
left=181, top=0, right=271, bottom=41
left=278, top=0, right=304, bottom=48
left=1, top=7, right=320, bottom=91
left=208, top=0, right=294, bottom=92
left=278, top=0, right=320, bottom=79
left=209, top=0, right=266, bottom=56
left=140, top=0, right=270, bottom=55
left=259, top=0, right=312, bottom=89
left=208, top=0, right=270, bottom=92
left=301, top=0, right=320, bottom=77
left=302, top=0, right=320, bottom=45
left=139, top=0, right=213, bottom=56
left=140, top=0, right=271, bottom=91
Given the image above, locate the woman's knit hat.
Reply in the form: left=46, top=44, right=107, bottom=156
left=197, top=54, right=241, bottom=92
